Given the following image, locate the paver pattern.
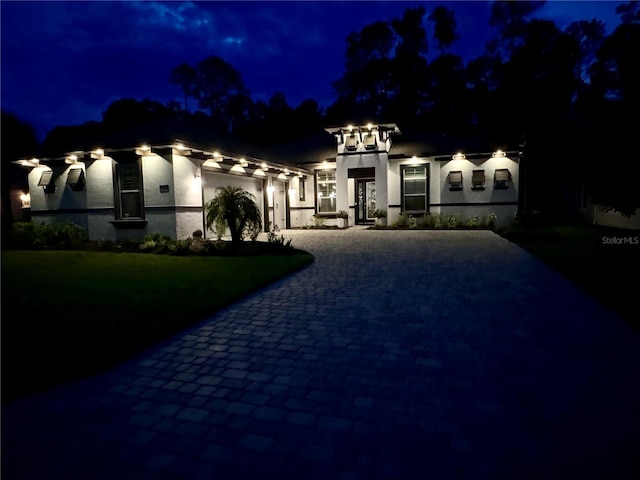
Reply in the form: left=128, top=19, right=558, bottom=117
left=3, top=228, right=640, bottom=479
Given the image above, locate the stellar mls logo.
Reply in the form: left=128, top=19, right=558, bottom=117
left=601, top=236, right=639, bottom=245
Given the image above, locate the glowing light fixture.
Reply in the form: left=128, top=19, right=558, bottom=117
left=135, top=145, right=151, bottom=156
left=65, top=154, right=78, bottom=164
left=239, top=158, right=248, bottom=167
left=367, top=123, right=373, bottom=130
left=492, top=150, right=506, bottom=158
left=20, top=192, right=31, bottom=208
left=261, top=162, right=268, bottom=169
left=452, top=152, right=466, bottom=160
left=173, top=143, right=192, bottom=156
left=91, top=149, right=104, bottom=159
left=348, top=125, right=353, bottom=132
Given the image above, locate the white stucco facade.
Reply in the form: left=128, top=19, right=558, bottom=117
left=17, top=124, right=521, bottom=238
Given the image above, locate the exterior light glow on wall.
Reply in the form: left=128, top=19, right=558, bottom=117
left=20, top=192, right=31, bottom=208
left=239, top=158, right=248, bottom=167
left=452, top=153, right=466, bottom=160
left=253, top=168, right=266, bottom=177
left=492, top=150, right=506, bottom=158
left=135, top=145, right=152, bottom=156
left=20, top=158, right=40, bottom=167
left=65, top=154, right=78, bottom=164
left=288, top=187, right=296, bottom=199
left=277, top=173, right=287, bottom=181
left=90, top=149, right=104, bottom=159
left=173, top=143, right=192, bottom=156
left=230, top=164, right=246, bottom=174
left=193, top=174, right=202, bottom=189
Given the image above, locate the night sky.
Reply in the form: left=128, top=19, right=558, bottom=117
left=1, top=1, right=623, bottom=141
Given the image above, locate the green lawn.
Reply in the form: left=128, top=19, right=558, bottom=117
left=1, top=250, right=314, bottom=403
left=499, top=224, right=639, bottom=330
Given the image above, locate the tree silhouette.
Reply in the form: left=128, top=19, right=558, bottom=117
left=1, top=111, right=39, bottom=234
left=169, top=63, right=198, bottom=111
left=194, top=56, right=251, bottom=132
left=427, top=5, right=459, bottom=55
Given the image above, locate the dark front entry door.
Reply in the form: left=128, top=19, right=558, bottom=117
left=356, top=178, right=376, bottom=224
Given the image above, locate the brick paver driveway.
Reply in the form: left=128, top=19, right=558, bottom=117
left=2, top=229, right=640, bottom=479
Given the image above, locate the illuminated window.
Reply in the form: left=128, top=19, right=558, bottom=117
left=494, top=169, right=511, bottom=189
left=116, top=161, right=144, bottom=219
left=402, top=165, right=427, bottom=213
left=472, top=170, right=485, bottom=189
left=317, top=171, right=336, bottom=213
left=449, top=171, right=463, bottom=190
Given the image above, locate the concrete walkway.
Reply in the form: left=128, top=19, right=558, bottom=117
left=2, top=229, right=640, bottom=480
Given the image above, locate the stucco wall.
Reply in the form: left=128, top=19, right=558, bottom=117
left=593, top=207, right=640, bottom=230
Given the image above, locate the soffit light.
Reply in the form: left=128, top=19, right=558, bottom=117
left=492, top=150, right=506, bottom=158
left=135, top=145, right=152, bottom=156
left=452, top=153, right=466, bottom=160
left=91, top=149, right=104, bottom=159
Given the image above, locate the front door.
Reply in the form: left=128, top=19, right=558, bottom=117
left=356, top=178, right=376, bottom=224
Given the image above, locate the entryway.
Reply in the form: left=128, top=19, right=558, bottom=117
left=356, top=178, right=376, bottom=225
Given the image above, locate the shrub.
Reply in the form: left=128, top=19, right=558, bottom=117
left=168, top=238, right=193, bottom=255
left=7, top=221, right=89, bottom=249
left=310, top=215, right=325, bottom=227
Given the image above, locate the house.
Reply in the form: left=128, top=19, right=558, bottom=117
left=14, top=123, right=521, bottom=240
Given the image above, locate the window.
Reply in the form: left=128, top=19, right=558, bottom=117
left=317, top=171, right=336, bottom=213
left=494, top=169, right=510, bottom=189
left=299, top=177, right=306, bottom=202
left=472, top=170, right=485, bottom=189
left=449, top=170, right=463, bottom=190
left=67, top=167, right=85, bottom=191
left=345, top=135, right=358, bottom=151
left=363, top=133, right=376, bottom=150
left=116, top=161, right=144, bottom=219
left=402, top=166, right=427, bottom=213
left=38, top=170, right=53, bottom=187
left=38, top=169, right=56, bottom=193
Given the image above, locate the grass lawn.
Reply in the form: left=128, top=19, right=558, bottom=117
left=1, top=249, right=314, bottom=403
left=499, top=223, right=639, bottom=330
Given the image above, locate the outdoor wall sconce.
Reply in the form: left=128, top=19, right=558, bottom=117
left=20, top=192, right=31, bottom=208
left=492, top=150, right=506, bottom=158
left=239, top=158, right=249, bottom=167
left=452, top=153, right=466, bottom=160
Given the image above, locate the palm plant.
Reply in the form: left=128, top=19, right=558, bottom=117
left=205, top=186, right=262, bottom=245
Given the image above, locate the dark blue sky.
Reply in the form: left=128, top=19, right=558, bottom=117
left=1, top=1, right=623, bottom=141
